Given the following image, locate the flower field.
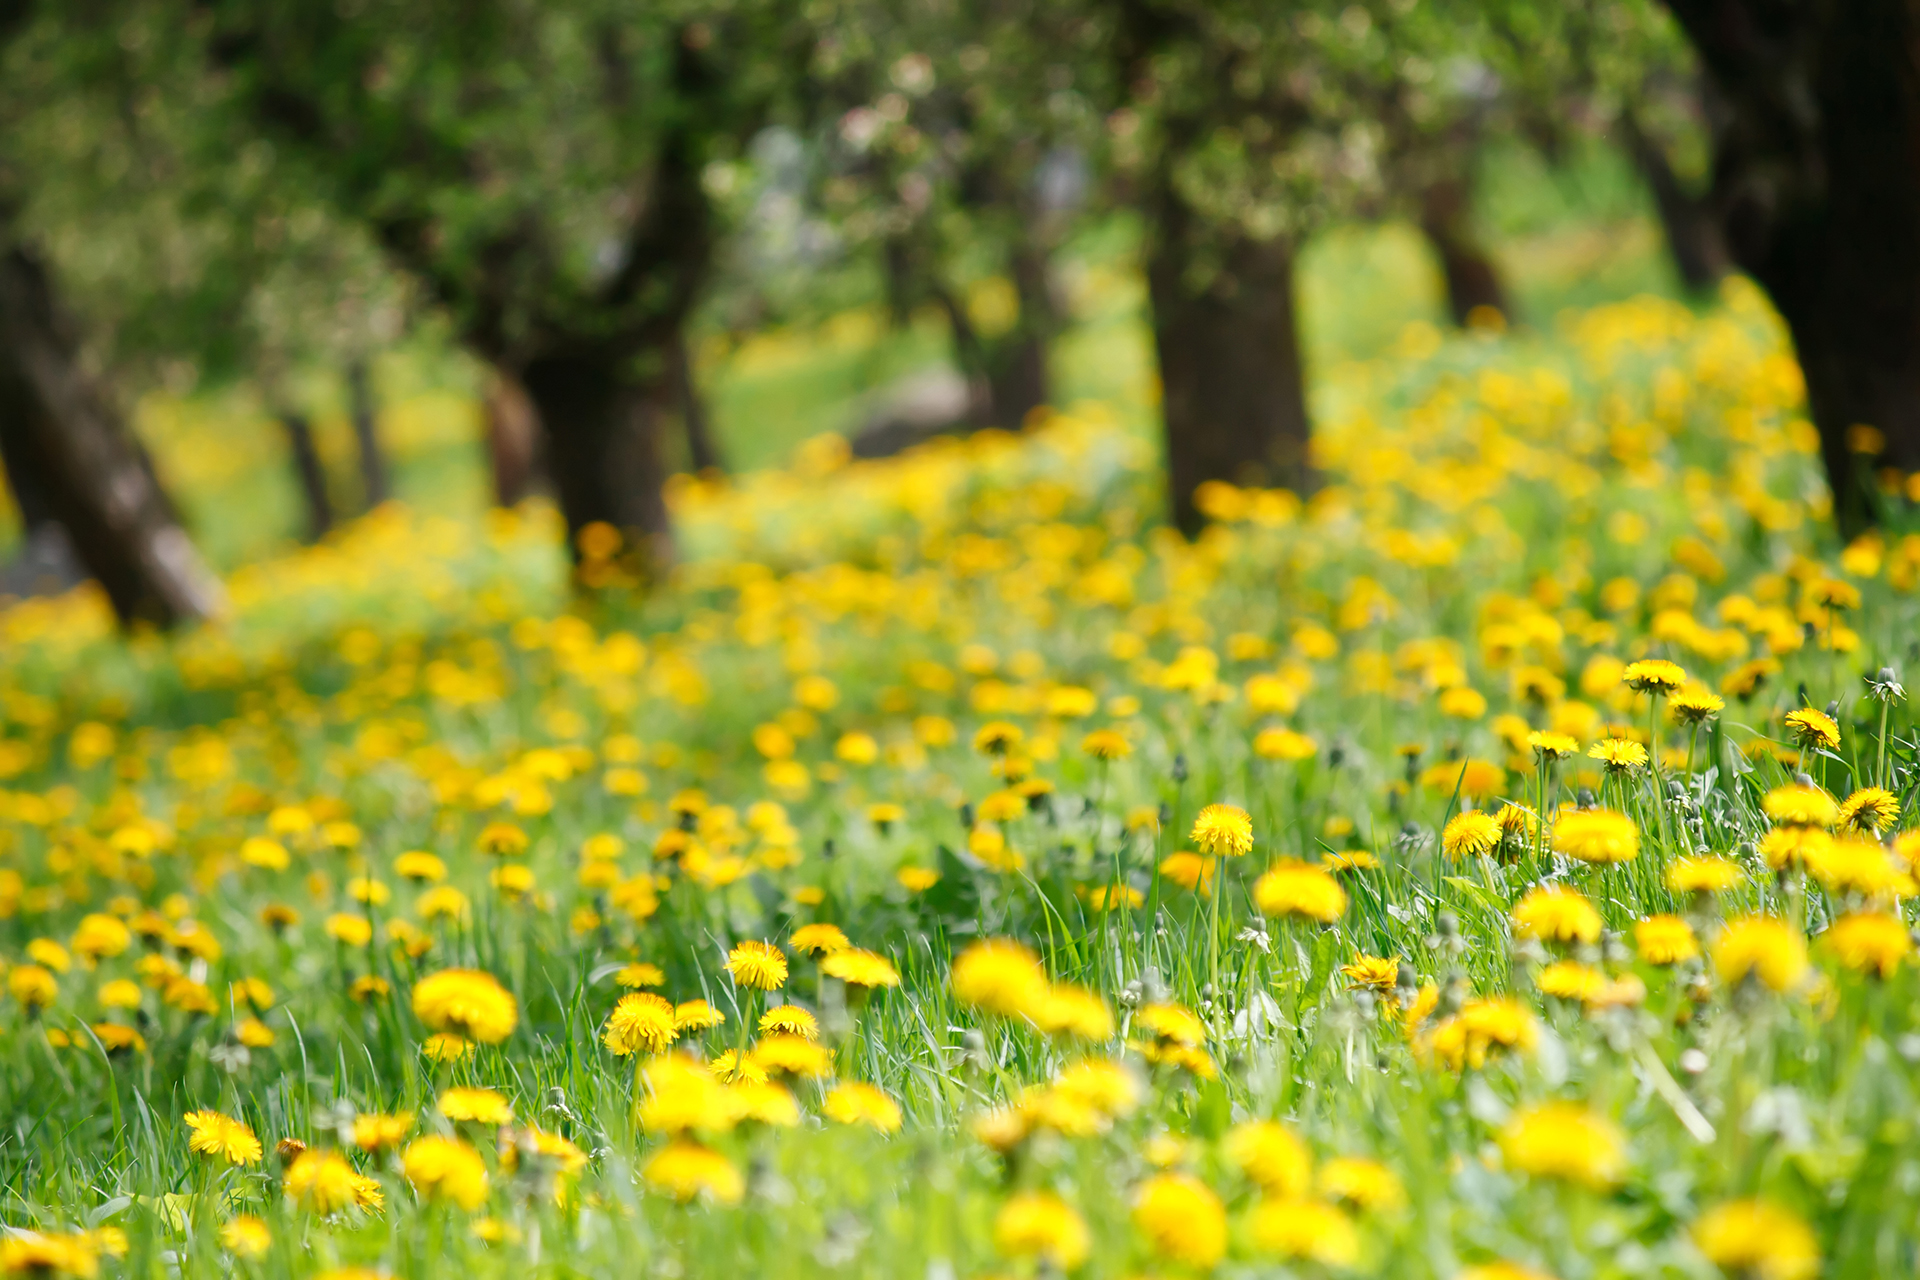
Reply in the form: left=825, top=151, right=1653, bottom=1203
left=2, top=281, right=1915, bottom=1279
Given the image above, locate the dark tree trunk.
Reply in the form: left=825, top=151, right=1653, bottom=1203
left=483, top=368, right=544, bottom=507
left=1618, top=110, right=1729, bottom=293
left=279, top=411, right=333, bottom=541
left=0, top=243, right=223, bottom=626
left=985, top=242, right=1054, bottom=429
left=1146, top=193, right=1314, bottom=536
left=1419, top=175, right=1510, bottom=327
left=1666, top=0, right=1920, bottom=534
left=346, top=359, right=390, bottom=507
left=520, top=349, right=672, bottom=586
left=668, top=329, right=724, bottom=474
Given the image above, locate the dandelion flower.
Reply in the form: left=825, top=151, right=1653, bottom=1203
left=1783, top=707, right=1840, bottom=751
left=604, top=992, right=677, bottom=1056
left=994, top=1192, right=1089, bottom=1270
left=1667, top=855, right=1744, bottom=894
left=726, top=940, right=788, bottom=991
left=1713, top=916, right=1810, bottom=993
left=1341, top=955, right=1400, bottom=992
left=820, top=948, right=902, bottom=988
left=1819, top=911, right=1910, bottom=977
left=1225, top=1119, right=1310, bottom=1195
left=1132, top=1173, right=1226, bottom=1268
left=1837, top=786, right=1900, bottom=833
left=951, top=939, right=1048, bottom=1016
left=1443, top=810, right=1501, bottom=860
left=411, top=969, right=518, bottom=1044
left=1253, top=860, right=1348, bottom=922
left=403, top=1136, right=489, bottom=1210
left=1248, top=1197, right=1360, bottom=1267
left=672, top=1000, right=725, bottom=1032
left=1692, top=1198, right=1819, bottom=1280
left=1622, top=659, right=1687, bottom=693
left=1511, top=886, right=1602, bottom=945
left=438, top=1088, right=512, bottom=1126
left=643, top=1139, right=743, bottom=1204
left=1587, top=738, right=1648, bottom=771
left=1498, top=1101, right=1626, bottom=1188
left=757, top=1004, right=819, bottom=1038
left=285, top=1150, right=380, bottom=1214
left=184, top=1110, right=263, bottom=1166
left=789, top=923, right=851, bottom=956
left=1190, top=803, right=1254, bottom=856
left=218, top=1215, right=271, bottom=1258
left=1319, top=1156, right=1405, bottom=1212
left=1552, top=808, right=1639, bottom=864
left=1634, top=916, right=1699, bottom=965
left=1763, top=784, right=1839, bottom=829
left=822, top=1082, right=902, bottom=1133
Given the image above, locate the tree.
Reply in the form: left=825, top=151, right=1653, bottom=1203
left=0, top=229, right=225, bottom=625
left=802, top=1, right=1103, bottom=437
left=196, top=0, right=801, bottom=583
left=1108, top=0, right=1478, bottom=533
left=1660, top=0, right=1920, bottom=533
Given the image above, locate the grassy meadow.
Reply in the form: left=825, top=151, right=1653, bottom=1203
left=0, top=198, right=1911, bottom=1279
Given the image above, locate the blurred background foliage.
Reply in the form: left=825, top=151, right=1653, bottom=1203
left=0, top=0, right=1794, bottom=593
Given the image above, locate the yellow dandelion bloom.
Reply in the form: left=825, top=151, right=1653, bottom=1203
left=1552, top=808, right=1638, bottom=864
left=993, top=1192, right=1089, bottom=1270
left=1253, top=859, right=1348, bottom=922
left=184, top=1110, right=263, bottom=1166
left=604, top=992, right=678, bottom=1056
left=726, top=940, right=788, bottom=991
left=1189, top=803, right=1254, bottom=856
left=822, top=1082, right=902, bottom=1133
left=403, top=1136, right=489, bottom=1210
left=643, top=1139, right=743, bottom=1204
left=820, top=948, right=902, bottom=988
left=1249, top=1197, right=1360, bottom=1267
left=1634, top=915, right=1699, bottom=964
left=1510, top=886, right=1603, bottom=945
left=1498, top=1101, right=1626, bottom=1188
left=1713, top=916, right=1810, bottom=993
left=1225, top=1119, right=1311, bottom=1196
left=1692, top=1198, right=1819, bottom=1280
left=411, top=969, right=518, bottom=1044
left=1133, top=1173, right=1226, bottom=1268
left=1442, top=810, right=1501, bottom=860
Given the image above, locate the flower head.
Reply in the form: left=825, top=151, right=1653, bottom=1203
left=1552, top=808, right=1639, bottom=864
left=1838, top=786, right=1900, bottom=834
left=1692, top=1198, right=1819, bottom=1280
left=951, top=939, right=1048, bottom=1017
left=726, top=940, right=788, bottom=992
left=820, top=948, right=902, bottom=989
left=1784, top=708, right=1841, bottom=751
left=1443, top=810, right=1501, bottom=860
left=1498, top=1101, right=1626, bottom=1188
left=1511, top=886, right=1602, bottom=945
left=1253, top=859, right=1348, bottom=922
left=604, top=992, right=678, bottom=1056
left=994, top=1192, right=1089, bottom=1270
left=1713, top=916, right=1810, bottom=993
left=1622, top=659, right=1687, bottom=693
left=411, top=969, right=517, bottom=1044
left=403, top=1136, right=489, bottom=1210
left=1133, top=1173, right=1226, bottom=1268
left=185, top=1110, right=263, bottom=1166
left=1189, top=804, right=1253, bottom=856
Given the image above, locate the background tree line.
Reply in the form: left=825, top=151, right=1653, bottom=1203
left=0, top=0, right=1913, bottom=629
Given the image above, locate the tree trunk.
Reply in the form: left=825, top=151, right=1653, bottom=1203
left=0, top=243, right=223, bottom=626
left=483, top=367, right=545, bottom=507
left=279, top=411, right=333, bottom=541
left=1146, top=198, right=1314, bottom=536
left=1666, top=0, right=1920, bottom=534
left=520, top=348, right=672, bottom=586
left=346, top=359, right=390, bottom=507
left=1419, top=175, right=1510, bottom=327
left=985, top=242, right=1054, bottom=429
left=1618, top=109, right=1728, bottom=293
left=668, top=329, right=725, bottom=474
